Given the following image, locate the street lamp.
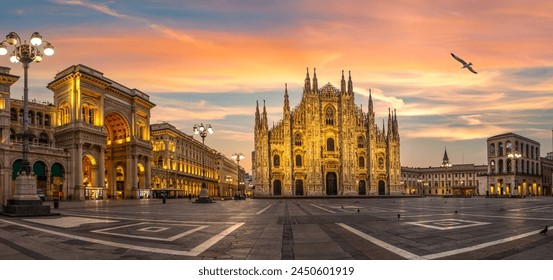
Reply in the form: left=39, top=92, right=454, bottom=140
left=441, top=162, right=452, bottom=196
left=193, top=123, right=213, bottom=202
left=508, top=152, right=521, bottom=196
left=232, top=153, right=245, bottom=198
left=1, top=32, right=54, bottom=176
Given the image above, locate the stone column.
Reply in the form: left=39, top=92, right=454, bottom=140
left=145, top=156, right=151, bottom=190
left=98, top=146, right=106, bottom=200
left=74, top=143, right=84, bottom=200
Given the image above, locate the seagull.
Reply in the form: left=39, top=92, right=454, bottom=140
left=540, top=226, right=548, bottom=234
left=451, top=53, right=477, bottom=74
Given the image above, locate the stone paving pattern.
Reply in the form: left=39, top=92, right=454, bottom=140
left=1, top=196, right=553, bottom=260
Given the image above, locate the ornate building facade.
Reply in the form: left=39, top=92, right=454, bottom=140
left=486, top=133, right=543, bottom=196
left=401, top=149, right=487, bottom=196
left=1, top=64, right=241, bottom=206
left=254, top=69, right=401, bottom=196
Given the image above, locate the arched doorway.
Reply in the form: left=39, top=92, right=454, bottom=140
left=295, top=180, right=304, bottom=196
left=32, top=161, right=48, bottom=194
left=358, top=180, right=366, bottom=195
left=51, top=163, right=65, bottom=199
left=273, top=180, right=282, bottom=196
left=326, top=172, right=338, bottom=195
left=115, top=165, right=125, bottom=199
left=378, top=180, right=386, bottom=195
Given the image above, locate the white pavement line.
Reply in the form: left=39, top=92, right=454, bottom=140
left=188, top=222, right=245, bottom=255
left=336, top=223, right=425, bottom=260
left=310, top=204, right=336, bottom=213
left=422, top=226, right=552, bottom=260
left=61, top=213, right=236, bottom=224
left=90, top=222, right=209, bottom=241
left=256, top=203, right=275, bottom=215
left=462, top=213, right=553, bottom=221
left=508, top=205, right=553, bottom=212
left=0, top=218, right=243, bottom=257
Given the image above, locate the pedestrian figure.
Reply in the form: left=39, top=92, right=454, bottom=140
left=188, top=193, right=192, bottom=201
left=397, top=213, right=401, bottom=219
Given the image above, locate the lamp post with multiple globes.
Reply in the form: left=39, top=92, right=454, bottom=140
left=1, top=32, right=55, bottom=214
left=508, top=152, right=521, bottom=196
left=231, top=153, right=245, bottom=198
left=193, top=123, right=213, bottom=202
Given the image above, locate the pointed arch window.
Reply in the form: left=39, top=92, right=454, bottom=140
left=325, top=106, right=335, bottom=125
left=358, top=156, right=365, bottom=168
left=357, top=136, right=365, bottom=148
left=296, top=154, right=302, bottom=167
left=326, top=138, right=335, bottom=151
left=294, top=133, right=302, bottom=146
left=273, top=155, right=280, bottom=167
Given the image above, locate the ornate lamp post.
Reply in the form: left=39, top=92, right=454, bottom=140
left=232, top=153, right=245, bottom=198
left=441, top=162, right=452, bottom=196
left=508, top=152, right=521, bottom=196
left=1, top=32, right=54, bottom=176
left=193, top=123, right=213, bottom=203
left=1, top=32, right=55, bottom=215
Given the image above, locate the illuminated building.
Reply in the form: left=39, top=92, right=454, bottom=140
left=401, top=149, right=487, bottom=196
left=486, top=133, right=543, bottom=196
left=254, top=69, right=401, bottom=196
left=1, top=65, right=237, bottom=204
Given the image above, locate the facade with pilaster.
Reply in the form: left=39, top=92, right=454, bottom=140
left=254, top=68, right=401, bottom=196
left=1, top=64, right=241, bottom=206
left=486, top=133, right=543, bottom=196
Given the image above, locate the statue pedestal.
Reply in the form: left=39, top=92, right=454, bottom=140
left=195, top=188, right=214, bottom=203
left=2, top=173, right=58, bottom=217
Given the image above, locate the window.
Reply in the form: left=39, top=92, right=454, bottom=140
left=489, top=143, right=495, bottom=157
left=357, top=136, right=364, bottom=148
left=294, top=133, right=302, bottom=146
left=325, top=106, right=334, bottom=125
left=506, top=141, right=512, bottom=154
left=10, top=108, right=16, bottom=121
left=326, top=138, right=335, bottom=151
left=498, top=142, right=504, bottom=157
left=295, top=155, right=302, bottom=167
left=273, top=155, right=280, bottom=167
left=358, top=156, right=365, bottom=168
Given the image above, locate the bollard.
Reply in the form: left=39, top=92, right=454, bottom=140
left=53, top=198, right=59, bottom=209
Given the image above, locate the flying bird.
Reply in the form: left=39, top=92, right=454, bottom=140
left=451, top=53, right=477, bottom=74
left=540, top=226, right=548, bottom=234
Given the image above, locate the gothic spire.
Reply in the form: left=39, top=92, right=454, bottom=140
left=340, top=70, right=346, bottom=94
left=348, top=70, right=353, bottom=95
left=387, top=108, right=392, bottom=136
left=304, top=67, right=311, bottom=94
left=255, top=100, right=260, bottom=128
left=284, top=83, right=289, bottom=109
left=262, top=99, right=268, bottom=129
left=442, top=148, right=450, bottom=166
left=312, top=68, right=318, bottom=94
left=368, top=89, right=374, bottom=112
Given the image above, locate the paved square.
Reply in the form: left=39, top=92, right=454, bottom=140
left=91, top=222, right=208, bottom=241
left=406, top=219, right=490, bottom=230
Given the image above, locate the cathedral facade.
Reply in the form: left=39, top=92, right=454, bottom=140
left=253, top=69, right=401, bottom=196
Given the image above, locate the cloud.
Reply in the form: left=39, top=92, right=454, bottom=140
left=51, top=0, right=127, bottom=18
